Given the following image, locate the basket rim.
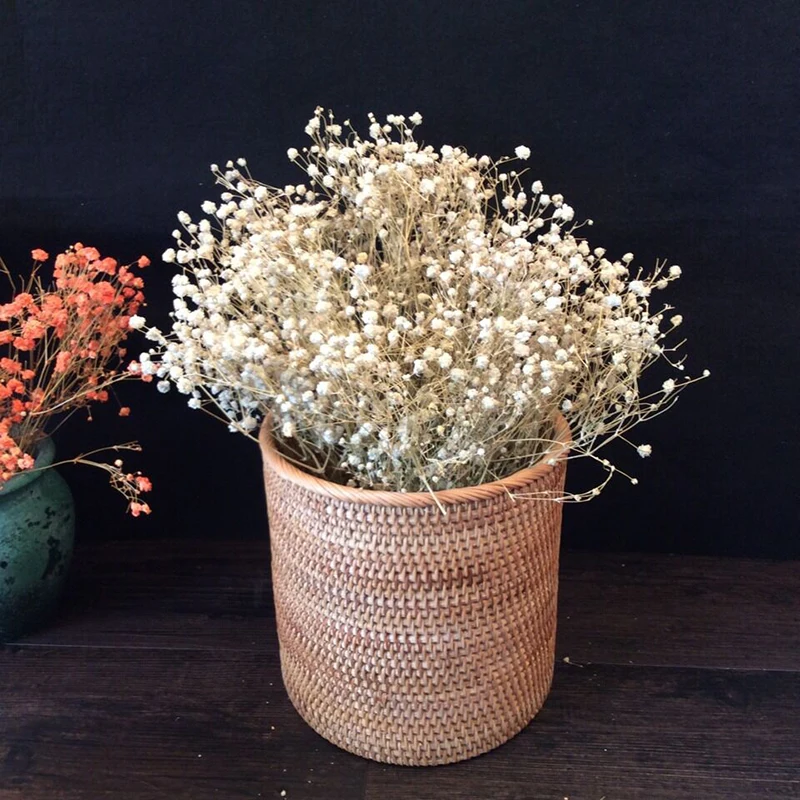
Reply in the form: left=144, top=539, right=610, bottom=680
left=259, top=413, right=571, bottom=508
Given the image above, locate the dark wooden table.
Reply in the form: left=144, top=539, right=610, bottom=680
left=1, top=540, right=798, bottom=799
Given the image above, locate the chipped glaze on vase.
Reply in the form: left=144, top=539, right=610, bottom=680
left=0, top=437, right=74, bottom=641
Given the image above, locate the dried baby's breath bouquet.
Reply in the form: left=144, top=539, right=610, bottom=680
left=140, top=108, right=707, bottom=499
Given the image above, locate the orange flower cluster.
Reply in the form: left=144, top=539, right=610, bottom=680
left=112, top=466, right=153, bottom=517
left=0, top=430, right=35, bottom=479
left=0, top=245, right=153, bottom=514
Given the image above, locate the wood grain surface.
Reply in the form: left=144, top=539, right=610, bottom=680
left=1, top=540, right=798, bottom=799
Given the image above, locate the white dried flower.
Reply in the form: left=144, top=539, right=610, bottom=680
left=636, top=444, right=652, bottom=458
left=449, top=250, right=464, bottom=265
left=361, top=310, right=379, bottom=325
left=147, top=109, right=704, bottom=497
left=419, top=178, right=436, bottom=195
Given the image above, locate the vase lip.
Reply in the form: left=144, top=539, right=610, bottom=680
left=259, top=414, right=571, bottom=508
left=0, top=436, right=56, bottom=498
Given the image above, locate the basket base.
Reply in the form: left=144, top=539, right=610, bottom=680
left=280, top=658, right=556, bottom=766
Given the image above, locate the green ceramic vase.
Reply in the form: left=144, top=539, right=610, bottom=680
left=0, top=437, right=75, bottom=641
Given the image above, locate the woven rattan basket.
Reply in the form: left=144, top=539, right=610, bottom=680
left=259, top=415, right=570, bottom=766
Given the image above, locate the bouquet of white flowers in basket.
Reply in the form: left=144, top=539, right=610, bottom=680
left=137, top=108, right=708, bottom=500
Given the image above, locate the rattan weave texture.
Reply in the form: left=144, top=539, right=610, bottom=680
left=260, top=417, right=569, bottom=765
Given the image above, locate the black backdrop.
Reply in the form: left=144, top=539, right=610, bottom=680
left=1, top=1, right=797, bottom=557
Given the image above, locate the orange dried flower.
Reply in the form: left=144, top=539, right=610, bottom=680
left=95, top=257, right=118, bottom=276
left=12, top=336, right=35, bottom=352
left=0, top=244, right=153, bottom=514
left=0, top=358, right=21, bottom=374
left=134, top=475, right=152, bottom=492
left=54, top=351, right=72, bottom=373
left=85, top=390, right=109, bottom=403
left=129, top=501, right=152, bottom=517
left=77, top=246, right=100, bottom=262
